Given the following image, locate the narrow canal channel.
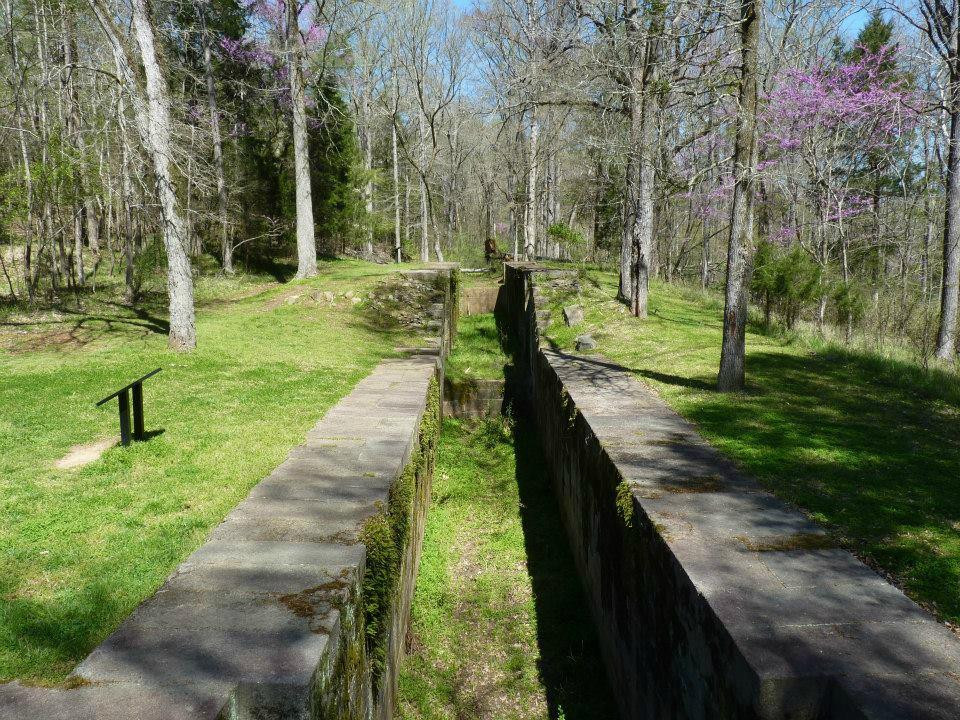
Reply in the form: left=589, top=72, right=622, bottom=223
left=395, top=313, right=617, bottom=720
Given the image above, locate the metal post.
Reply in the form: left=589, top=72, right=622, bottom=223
left=118, top=389, right=131, bottom=446
left=132, top=382, right=145, bottom=440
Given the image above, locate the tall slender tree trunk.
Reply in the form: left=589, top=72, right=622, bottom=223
left=287, top=0, right=316, bottom=278
left=392, top=109, right=401, bottom=263
left=524, top=108, right=539, bottom=259
left=937, top=73, right=960, bottom=359
left=923, top=138, right=934, bottom=299
left=621, top=139, right=636, bottom=300
left=718, top=0, right=760, bottom=391
left=62, top=3, right=86, bottom=287
left=130, top=0, right=195, bottom=348
left=201, top=8, right=230, bottom=273
left=4, top=0, right=34, bottom=299
left=89, top=0, right=197, bottom=347
left=404, top=175, right=411, bottom=249
left=627, top=0, right=661, bottom=318
left=122, top=138, right=136, bottom=299
left=418, top=115, right=429, bottom=262
left=620, top=0, right=640, bottom=301
left=363, top=100, right=374, bottom=258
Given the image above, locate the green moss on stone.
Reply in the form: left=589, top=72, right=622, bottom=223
left=616, top=480, right=635, bottom=529
left=450, top=267, right=461, bottom=341
left=311, top=600, right=368, bottom=720
left=359, top=374, right=440, bottom=694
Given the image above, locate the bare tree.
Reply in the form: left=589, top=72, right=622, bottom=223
left=288, top=0, right=317, bottom=278
left=87, top=0, right=197, bottom=350
left=718, top=0, right=760, bottom=391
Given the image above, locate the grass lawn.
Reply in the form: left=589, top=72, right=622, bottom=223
left=0, top=259, right=421, bottom=685
left=443, top=313, right=509, bottom=383
left=541, top=271, right=960, bottom=627
left=397, top=418, right=617, bottom=720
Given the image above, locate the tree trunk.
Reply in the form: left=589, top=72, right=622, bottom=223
left=392, top=87, right=401, bottom=263
left=923, top=138, right=934, bottom=298
left=937, top=78, right=960, bottom=359
left=88, top=0, right=196, bottom=344
left=701, top=231, right=710, bottom=289
left=287, top=0, right=316, bottom=278
left=118, top=95, right=136, bottom=301
left=417, top=114, right=429, bottom=262
left=129, top=0, right=196, bottom=348
left=363, top=96, right=374, bottom=257
left=524, top=108, right=539, bottom=259
left=404, top=175, right=411, bottom=249
left=62, top=4, right=86, bottom=287
left=717, top=0, right=759, bottom=392
left=628, top=1, right=662, bottom=318
left=201, top=8, right=231, bottom=274
left=419, top=172, right=429, bottom=262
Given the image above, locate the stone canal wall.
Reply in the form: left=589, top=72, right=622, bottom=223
left=0, top=265, right=459, bottom=720
left=500, top=262, right=960, bottom=720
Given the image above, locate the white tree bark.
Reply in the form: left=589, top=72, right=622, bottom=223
left=524, top=108, right=539, bottom=259
left=937, top=87, right=960, bottom=359
left=130, top=0, right=196, bottom=349
left=418, top=113, right=429, bottom=262
left=392, top=105, right=401, bottom=262
left=363, top=98, right=374, bottom=257
left=88, top=0, right=196, bottom=349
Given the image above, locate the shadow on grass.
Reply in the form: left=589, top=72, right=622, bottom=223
left=0, top=571, right=128, bottom=684
left=625, top=344, right=960, bottom=622
left=511, top=417, right=619, bottom=720
left=635, top=368, right=715, bottom=392
left=1, top=294, right=171, bottom=354
left=241, top=256, right=297, bottom=283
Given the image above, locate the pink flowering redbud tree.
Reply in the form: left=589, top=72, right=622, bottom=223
left=760, top=46, right=918, bottom=324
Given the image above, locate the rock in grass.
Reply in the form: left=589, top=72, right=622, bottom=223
left=575, top=333, right=596, bottom=351
left=563, top=305, right=584, bottom=326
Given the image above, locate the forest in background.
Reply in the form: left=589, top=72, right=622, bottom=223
left=1, top=0, right=958, bottom=377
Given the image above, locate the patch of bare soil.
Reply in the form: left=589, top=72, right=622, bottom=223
left=55, top=437, right=118, bottom=470
left=2, top=328, right=90, bottom=354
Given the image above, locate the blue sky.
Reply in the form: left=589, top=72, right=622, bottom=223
left=840, top=7, right=872, bottom=38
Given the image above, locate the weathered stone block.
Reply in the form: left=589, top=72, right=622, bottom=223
left=574, top=333, right=595, bottom=350
left=563, top=305, right=584, bottom=326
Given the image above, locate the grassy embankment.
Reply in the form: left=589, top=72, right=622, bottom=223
left=541, top=270, right=960, bottom=627
left=397, top=313, right=616, bottom=720
left=0, top=259, right=424, bottom=684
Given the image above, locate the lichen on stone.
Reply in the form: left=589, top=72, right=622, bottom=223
left=735, top=531, right=835, bottom=552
